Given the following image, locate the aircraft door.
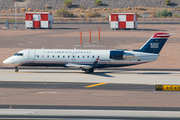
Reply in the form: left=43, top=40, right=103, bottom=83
left=28, top=50, right=35, bottom=62
left=72, top=51, right=76, bottom=60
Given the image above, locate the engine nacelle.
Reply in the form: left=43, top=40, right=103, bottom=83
left=123, top=52, right=134, bottom=59
left=110, top=50, right=134, bottom=60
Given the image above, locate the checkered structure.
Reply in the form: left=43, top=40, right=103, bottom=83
left=25, top=12, right=53, bottom=29
left=110, top=13, right=137, bottom=29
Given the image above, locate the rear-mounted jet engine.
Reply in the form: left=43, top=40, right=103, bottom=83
left=110, top=50, right=134, bottom=60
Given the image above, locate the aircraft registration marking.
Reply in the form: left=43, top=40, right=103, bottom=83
left=85, top=83, right=107, bottom=88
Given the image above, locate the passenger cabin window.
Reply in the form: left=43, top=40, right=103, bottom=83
left=42, top=55, right=44, bottom=58
left=53, top=55, right=54, bottom=58
left=87, top=56, right=89, bottom=58
left=58, top=55, right=60, bottom=58
left=92, top=56, right=94, bottom=58
left=68, top=56, right=70, bottom=58
left=63, top=55, right=65, bottom=58
left=83, top=56, right=84, bottom=58
left=78, top=56, right=80, bottom=58
left=47, top=55, right=49, bottom=58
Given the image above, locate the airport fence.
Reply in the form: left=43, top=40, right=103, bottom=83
left=1, top=14, right=180, bottom=24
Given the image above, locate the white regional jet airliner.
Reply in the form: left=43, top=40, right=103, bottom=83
left=3, top=33, right=171, bottom=73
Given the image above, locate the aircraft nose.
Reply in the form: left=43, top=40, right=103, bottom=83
left=3, top=59, right=8, bottom=64
left=3, top=58, right=11, bottom=64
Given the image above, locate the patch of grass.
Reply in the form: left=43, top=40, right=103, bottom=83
left=134, top=6, right=147, bottom=11
left=137, top=14, right=142, bottom=18
left=85, top=12, right=101, bottom=18
left=164, top=0, right=171, bottom=5
left=127, top=7, right=132, bottom=10
left=56, top=8, right=74, bottom=17
left=63, top=0, right=72, bottom=7
left=45, top=5, right=51, bottom=8
left=1, top=10, right=6, bottom=13
left=79, top=14, right=84, bottom=17
left=156, top=9, right=172, bottom=17
left=28, top=8, right=32, bottom=12
left=149, top=13, right=157, bottom=18
left=78, top=6, right=86, bottom=10
left=173, top=13, right=179, bottom=18
left=95, top=0, right=102, bottom=6
left=34, top=9, right=39, bottom=12
left=20, top=8, right=25, bottom=11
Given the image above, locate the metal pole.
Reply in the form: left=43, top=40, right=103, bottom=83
left=97, top=27, right=101, bottom=42
left=15, top=1, right=17, bottom=29
left=79, top=31, right=83, bottom=46
left=89, top=29, right=92, bottom=44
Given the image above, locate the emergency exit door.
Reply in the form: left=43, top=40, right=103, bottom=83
left=28, top=50, right=35, bottom=62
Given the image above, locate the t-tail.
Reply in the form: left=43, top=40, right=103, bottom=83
left=133, top=33, right=171, bottom=54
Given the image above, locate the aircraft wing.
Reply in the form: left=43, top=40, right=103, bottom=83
left=65, top=58, right=99, bottom=69
left=65, top=64, right=92, bottom=69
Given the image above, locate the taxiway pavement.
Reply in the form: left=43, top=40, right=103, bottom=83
left=0, top=69, right=180, bottom=85
left=1, top=69, right=180, bottom=119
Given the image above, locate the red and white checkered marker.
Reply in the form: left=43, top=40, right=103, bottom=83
left=110, top=13, right=137, bottom=29
left=25, top=12, right=53, bottom=29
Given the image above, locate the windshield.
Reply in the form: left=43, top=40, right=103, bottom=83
left=14, top=53, right=23, bottom=56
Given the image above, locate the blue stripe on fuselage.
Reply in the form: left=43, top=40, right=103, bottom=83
left=20, top=63, right=140, bottom=68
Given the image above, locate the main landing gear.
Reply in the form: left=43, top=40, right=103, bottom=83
left=82, top=68, right=94, bottom=74
left=15, top=66, right=19, bottom=73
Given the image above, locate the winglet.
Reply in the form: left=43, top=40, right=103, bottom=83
left=92, top=58, right=99, bottom=67
left=96, top=58, right=99, bottom=61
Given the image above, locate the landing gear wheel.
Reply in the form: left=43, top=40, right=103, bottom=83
left=15, top=67, right=19, bottom=73
left=85, top=68, right=94, bottom=74
left=85, top=69, right=89, bottom=73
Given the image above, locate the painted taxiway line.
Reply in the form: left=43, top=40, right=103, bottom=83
left=85, top=83, right=107, bottom=88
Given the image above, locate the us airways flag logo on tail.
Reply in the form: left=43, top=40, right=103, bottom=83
left=134, top=33, right=171, bottom=54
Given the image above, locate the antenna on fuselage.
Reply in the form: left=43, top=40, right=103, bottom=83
left=74, top=47, right=76, bottom=50
left=42, top=47, right=44, bottom=49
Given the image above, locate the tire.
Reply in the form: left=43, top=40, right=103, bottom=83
left=85, top=68, right=94, bottom=74
left=15, top=69, right=19, bottom=72
left=15, top=67, right=19, bottom=73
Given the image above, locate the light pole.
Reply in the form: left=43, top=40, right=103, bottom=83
left=15, top=1, right=17, bottom=29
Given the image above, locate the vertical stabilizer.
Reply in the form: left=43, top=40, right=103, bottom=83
left=134, top=33, right=171, bottom=54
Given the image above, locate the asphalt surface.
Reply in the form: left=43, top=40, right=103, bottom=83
left=0, top=81, right=154, bottom=91
left=0, top=69, right=179, bottom=120
left=1, top=105, right=180, bottom=111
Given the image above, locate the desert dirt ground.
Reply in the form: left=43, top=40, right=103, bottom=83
left=0, top=23, right=180, bottom=69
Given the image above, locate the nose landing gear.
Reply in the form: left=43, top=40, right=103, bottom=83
left=15, top=66, right=19, bottom=73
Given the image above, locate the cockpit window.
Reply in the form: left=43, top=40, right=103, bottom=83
left=14, top=53, right=23, bottom=56
left=14, top=53, right=18, bottom=56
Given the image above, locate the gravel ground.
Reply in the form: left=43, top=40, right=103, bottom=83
left=0, top=24, right=180, bottom=69
left=0, top=0, right=180, bottom=11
